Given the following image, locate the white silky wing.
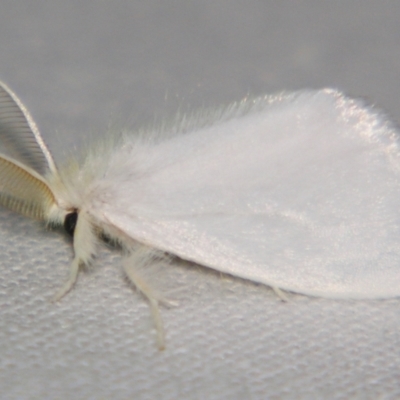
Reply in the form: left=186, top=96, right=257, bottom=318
left=90, top=89, right=400, bottom=299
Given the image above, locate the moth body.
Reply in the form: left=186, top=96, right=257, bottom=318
left=1, top=81, right=400, bottom=348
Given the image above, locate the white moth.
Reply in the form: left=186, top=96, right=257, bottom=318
left=1, top=82, right=400, bottom=348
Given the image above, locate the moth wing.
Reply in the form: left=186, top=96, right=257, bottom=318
left=95, top=89, right=400, bottom=299
left=0, top=81, right=57, bottom=177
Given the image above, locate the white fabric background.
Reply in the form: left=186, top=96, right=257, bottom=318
left=0, top=2, right=400, bottom=399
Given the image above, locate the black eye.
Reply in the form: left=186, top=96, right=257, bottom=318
left=64, top=211, right=78, bottom=237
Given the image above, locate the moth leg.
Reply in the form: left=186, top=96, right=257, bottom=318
left=53, top=212, right=96, bottom=302
left=52, top=257, right=81, bottom=302
left=122, top=250, right=166, bottom=350
left=272, top=286, right=289, bottom=302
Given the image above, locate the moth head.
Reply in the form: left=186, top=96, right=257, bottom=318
left=0, top=81, right=97, bottom=283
